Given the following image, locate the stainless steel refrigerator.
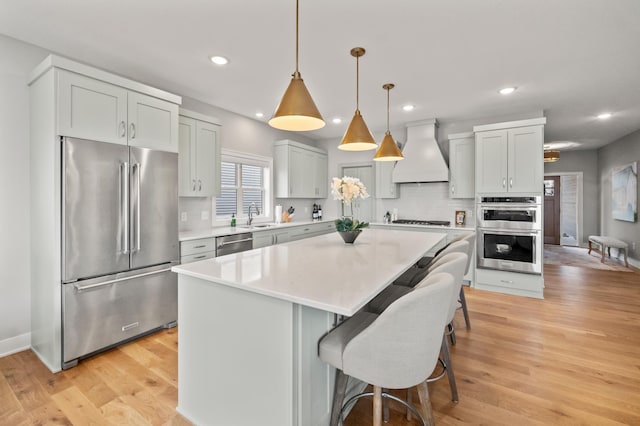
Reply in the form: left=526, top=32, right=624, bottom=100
left=61, top=137, right=179, bottom=369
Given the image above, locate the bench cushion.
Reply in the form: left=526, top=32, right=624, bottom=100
left=588, top=235, right=628, bottom=249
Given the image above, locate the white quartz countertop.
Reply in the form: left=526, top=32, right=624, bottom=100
left=172, top=229, right=445, bottom=316
left=179, top=219, right=336, bottom=241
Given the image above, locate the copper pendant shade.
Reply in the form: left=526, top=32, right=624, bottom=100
left=339, top=47, right=377, bottom=151
left=374, top=83, right=404, bottom=161
left=269, top=0, right=324, bottom=131
left=544, top=150, right=560, bottom=162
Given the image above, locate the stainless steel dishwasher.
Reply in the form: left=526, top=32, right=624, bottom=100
left=216, top=232, right=253, bottom=256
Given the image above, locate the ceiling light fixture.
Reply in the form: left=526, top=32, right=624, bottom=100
left=544, top=150, right=560, bottom=163
left=338, top=47, right=377, bottom=151
left=332, top=118, right=342, bottom=124
left=374, top=84, right=404, bottom=162
left=210, top=56, right=229, bottom=65
left=499, top=87, right=516, bottom=95
left=255, top=112, right=264, bottom=118
left=597, top=113, right=612, bottom=120
left=402, top=104, right=415, bottom=112
left=268, top=0, right=324, bottom=131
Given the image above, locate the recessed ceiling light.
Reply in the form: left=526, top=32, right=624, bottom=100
left=332, top=118, right=342, bottom=124
left=210, top=55, right=229, bottom=65
left=597, top=113, right=612, bottom=120
left=255, top=112, right=264, bottom=118
left=402, top=104, right=415, bottom=112
left=499, top=87, right=516, bottom=95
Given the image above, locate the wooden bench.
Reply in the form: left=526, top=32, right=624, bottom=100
left=588, top=236, right=629, bottom=267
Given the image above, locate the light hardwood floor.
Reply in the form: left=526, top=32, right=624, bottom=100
left=1, top=263, right=639, bottom=425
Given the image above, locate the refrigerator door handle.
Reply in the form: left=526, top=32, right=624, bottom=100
left=122, top=162, right=130, bottom=254
left=132, top=163, right=142, bottom=252
left=72, top=267, right=173, bottom=292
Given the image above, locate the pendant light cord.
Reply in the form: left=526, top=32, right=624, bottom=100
left=385, top=88, right=389, bottom=132
left=295, top=0, right=299, bottom=75
left=355, top=54, right=359, bottom=110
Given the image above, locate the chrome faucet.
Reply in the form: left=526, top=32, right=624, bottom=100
left=247, top=202, right=260, bottom=226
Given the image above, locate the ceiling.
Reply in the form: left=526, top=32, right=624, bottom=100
left=1, top=0, right=639, bottom=151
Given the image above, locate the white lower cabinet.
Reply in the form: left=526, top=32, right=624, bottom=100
left=253, top=229, right=291, bottom=249
left=475, top=268, right=543, bottom=299
left=180, top=238, right=216, bottom=264
left=289, top=222, right=335, bottom=242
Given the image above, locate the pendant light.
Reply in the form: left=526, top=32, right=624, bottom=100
left=338, top=47, right=377, bottom=151
left=269, top=0, right=324, bottom=131
left=544, top=150, right=560, bottom=162
left=374, top=84, right=404, bottom=161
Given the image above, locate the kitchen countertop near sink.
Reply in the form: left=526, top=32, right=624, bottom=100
left=179, top=219, right=336, bottom=242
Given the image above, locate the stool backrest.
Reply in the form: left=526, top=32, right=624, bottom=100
left=423, top=252, right=468, bottom=323
left=408, top=241, right=469, bottom=287
left=452, top=232, right=476, bottom=274
left=342, top=273, right=455, bottom=389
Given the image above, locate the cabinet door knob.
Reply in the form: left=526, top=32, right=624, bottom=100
left=510, top=178, right=513, bottom=188
left=198, top=179, right=202, bottom=191
left=451, top=185, right=455, bottom=194
left=119, top=121, right=126, bottom=138
left=129, top=123, right=136, bottom=139
left=192, top=179, right=196, bottom=191
left=502, top=178, right=506, bottom=188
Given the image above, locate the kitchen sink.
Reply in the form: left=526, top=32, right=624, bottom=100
left=253, top=224, right=276, bottom=228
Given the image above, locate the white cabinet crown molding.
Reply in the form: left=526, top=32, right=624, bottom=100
left=179, top=108, right=221, bottom=126
left=473, top=117, right=546, bottom=133
left=28, top=54, right=182, bottom=105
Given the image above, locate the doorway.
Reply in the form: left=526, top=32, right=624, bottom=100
left=544, top=173, right=582, bottom=247
left=340, top=164, right=374, bottom=223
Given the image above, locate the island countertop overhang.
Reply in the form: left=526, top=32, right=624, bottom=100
left=172, top=229, right=446, bottom=316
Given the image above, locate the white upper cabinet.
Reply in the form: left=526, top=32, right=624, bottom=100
left=448, top=132, right=475, bottom=198
left=474, top=119, right=545, bottom=195
left=56, top=67, right=179, bottom=152
left=375, top=161, right=399, bottom=199
left=274, top=140, right=328, bottom=199
left=127, top=92, right=178, bottom=152
left=178, top=112, right=221, bottom=197
left=57, top=70, right=128, bottom=144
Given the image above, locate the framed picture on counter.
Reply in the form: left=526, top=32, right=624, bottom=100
left=455, top=210, right=466, bottom=226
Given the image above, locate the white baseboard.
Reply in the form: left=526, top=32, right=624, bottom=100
left=0, top=332, right=31, bottom=358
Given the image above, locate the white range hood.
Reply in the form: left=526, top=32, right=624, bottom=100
left=392, top=119, right=449, bottom=183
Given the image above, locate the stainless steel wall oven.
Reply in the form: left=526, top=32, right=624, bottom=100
left=477, top=196, right=542, bottom=274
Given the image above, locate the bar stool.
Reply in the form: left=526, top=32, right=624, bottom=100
left=319, top=273, right=456, bottom=426
left=394, top=240, right=470, bottom=287
left=366, top=253, right=467, bottom=405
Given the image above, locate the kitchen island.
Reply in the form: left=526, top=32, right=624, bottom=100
left=172, top=229, right=445, bottom=426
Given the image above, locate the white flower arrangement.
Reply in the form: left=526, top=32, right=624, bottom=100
left=331, top=176, right=370, bottom=205
left=331, top=176, right=370, bottom=231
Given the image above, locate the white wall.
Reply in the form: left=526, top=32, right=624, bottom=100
left=0, top=35, right=48, bottom=356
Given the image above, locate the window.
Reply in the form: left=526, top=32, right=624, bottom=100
left=214, top=150, right=271, bottom=224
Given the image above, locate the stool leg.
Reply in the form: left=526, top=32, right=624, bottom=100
left=624, top=248, right=629, bottom=267
left=608, top=246, right=612, bottom=257
left=448, top=322, right=456, bottom=346
left=407, top=388, right=413, bottom=421
left=601, top=245, right=605, bottom=263
left=441, top=334, right=459, bottom=403
left=459, top=286, right=471, bottom=330
left=373, top=386, right=383, bottom=426
left=382, top=388, right=389, bottom=423
left=588, top=241, right=592, bottom=254
left=330, top=369, right=348, bottom=426
left=416, top=381, right=435, bottom=426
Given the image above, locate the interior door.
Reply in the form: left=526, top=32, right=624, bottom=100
left=544, top=176, right=561, bottom=244
left=62, top=137, right=130, bottom=282
left=129, top=147, right=179, bottom=269
left=341, top=165, right=374, bottom=223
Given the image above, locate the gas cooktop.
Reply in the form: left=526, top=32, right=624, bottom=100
left=392, top=219, right=451, bottom=226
